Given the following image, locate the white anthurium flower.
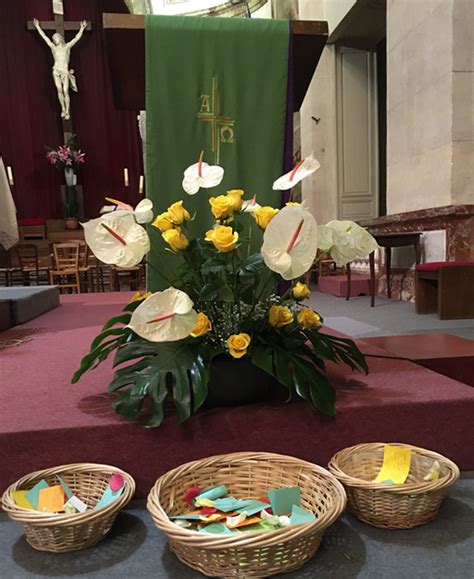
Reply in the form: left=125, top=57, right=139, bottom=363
left=82, top=213, right=150, bottom=267
left=104, top=197, right=154, bottom=224
left=242, top=195, right=261, bottom=213
left=261, top=205, right=318, bottom=280
left=272, top=153, right=320, bottom=191
left=127, top=288, right=197, bottom=342
left=182, top=151, right=224, bottom=195
left=320, top=220, right=379, bottom=266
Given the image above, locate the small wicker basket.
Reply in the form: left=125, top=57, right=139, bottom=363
left=2, top=463, right=135, bottom=552
left=328, top=442, right=460, bottom=529
left=147, top=451, right=347, bottom=578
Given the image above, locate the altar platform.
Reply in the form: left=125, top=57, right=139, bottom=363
left=0, top=292, right=473, bottom=498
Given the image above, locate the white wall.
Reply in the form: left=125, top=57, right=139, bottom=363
left=323, top=0, right=356, bottom=34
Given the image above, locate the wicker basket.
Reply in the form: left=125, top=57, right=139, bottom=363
left=328, top=443, right=460, bottom=529
left=147, top=451, right=347, bottom=578
left=2, top=463, right=135, bottom=552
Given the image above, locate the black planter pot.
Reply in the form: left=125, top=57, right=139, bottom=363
left=206, top=355, right=277, bottom=407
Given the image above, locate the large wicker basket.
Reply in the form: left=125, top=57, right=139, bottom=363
left=328, top=442, right=460, bottom=529
left=2, top=463, right=135, bottom=552
left=147, top=451, right=347, bottom=578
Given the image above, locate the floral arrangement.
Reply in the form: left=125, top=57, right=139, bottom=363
left=46, top=135, right=85, bottom=172
left=73, top=153, right=378, bottom=427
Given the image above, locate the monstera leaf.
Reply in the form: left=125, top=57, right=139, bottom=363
left=108, top=339, right=210, bottom=428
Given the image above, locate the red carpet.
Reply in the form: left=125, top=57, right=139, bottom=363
left=1, top=293, right=473, bottom=498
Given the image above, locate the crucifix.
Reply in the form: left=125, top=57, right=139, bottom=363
left=27, top=0, right=91, bottom=139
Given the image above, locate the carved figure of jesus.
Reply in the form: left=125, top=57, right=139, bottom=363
left=33, top=18, right=87, bottom=120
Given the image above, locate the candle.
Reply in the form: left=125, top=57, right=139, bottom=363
left=124, top=168, right=129, bottom=187
left=6, top=166, right=14, bottom=186
left=139, top=175, right=144, bottom=194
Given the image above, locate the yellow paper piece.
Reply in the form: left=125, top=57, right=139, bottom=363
left=13, top=490, right=34, bottom=510
left=38, top=485, right=66, bottom=513
left=375, top=445, right=412, bottom=484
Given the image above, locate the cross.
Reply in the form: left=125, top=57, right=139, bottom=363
left=27, top=0, right=91, bottom=140
left=197, top=77, right=235, bottom=164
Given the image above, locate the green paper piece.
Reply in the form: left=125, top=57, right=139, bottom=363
left=242, top=521, right=278, bottom=533
left=95, top=485, right=123, bottom=510
left=290, top=505, right=316, bottom=525
left=25, top=480, right=49, bottom=510
left=199, top=522, right=234, bottom=535
left=56, top=475, right=74, bottom=500
left=196, top=485, right=228, bottom=502
left=169, top=514, right=203, bottom=521
left=213, top=498, right=255, bottom=512
left=235, top=500, right=269, bottom=516
left=268, top=486, right=301, bottom=516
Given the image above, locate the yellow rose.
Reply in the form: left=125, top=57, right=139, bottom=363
left=129, top=291, right=152, bottom=303
left=298, top=308, right=322, bottom=330
left=205, top=225, right=238, bottom=253
left=152, top=212, right=174, bottom=232
left=167, top=201, right=191, bottom=225
left=162, top=227, right=189, bottom=251
left=292, top=282, right=311, bottom=300
left=286, top=201, right=301, bottom=206
left=268, top=305, right=294, bottom=327
left=209, top=195, right=235, bottom=221
left=227, top=189, right=244, bottom=212
left=191, top=312, right=212, bottom=338
left=227, top=333, right=251, bottom=359
left=253, top=206, right=279, bottom=229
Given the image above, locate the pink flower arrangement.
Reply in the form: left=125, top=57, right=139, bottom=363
left=45, top=137, right=85, bottom=171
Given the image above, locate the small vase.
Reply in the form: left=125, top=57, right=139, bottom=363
left=206, top=355, right=277, bottom=407
left=64, top=167, right=75, bottom=186
left=65, top=217, right=79, bottom=230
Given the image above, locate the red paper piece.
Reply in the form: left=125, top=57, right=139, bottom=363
left=200, top=507, right=218, bottom=516
left=110, top=473, right=124, bottom=492
left=184, top=486, right=202, bottom=505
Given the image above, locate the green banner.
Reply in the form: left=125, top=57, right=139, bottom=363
left=145, top=15, right=289, bottom=290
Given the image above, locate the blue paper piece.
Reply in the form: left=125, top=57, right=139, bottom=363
left=290, top=505, right=316, bottom=525
left=25, top=480, right=49, bottom=510
left=199, top=522, right=234, bottom=535
left=235, top=500, right=269, bottom=516
left=169, top=514, right=203, bottom=520
left=56, top=475, right=74, bottom=500
left=213, top=498, right=255, bottom=512
left=195, top=485, right=228, bottom=502
left=268, top=487, right=301, bottom=516
left=95, top=485, right=123, bottom=510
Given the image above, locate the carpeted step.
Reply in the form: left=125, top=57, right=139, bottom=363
left=318, top=275, right=371, bottom=298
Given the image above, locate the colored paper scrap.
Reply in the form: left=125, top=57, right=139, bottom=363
left=110, top=473, right=124, bottom=492
left=375, top=445, right=412, bottom=485
left=25, top=480, right=49, bottom=510
left=196, top=485, right=228, bottom=502
left=213, top=498, right=254, bottom=512
left=424, top=461, right=441, bottom=482
left=231, top=515, right=262, bottom=529
left=13, top=490, right=34, bottom=510
left=170, top=514, right=203, bottom=521
left=240, top=521, right=277, bottom=533
left=195, top=497, right=215, bottom=508
left=184, top=486, right=202, bottom=505
left=290, top=505, right=316, bottom=525
left=235, top=500, right=269, bottom=516
left=226, top=511, right=248, bottom=528
left=38, top=485, right=66, bottom=513
left=64, top=496, right=88, bottom=514
left=261, top=508, right=290, bottom=527
left=95, top=483, right=123, bottom=510
left=199, top=522, right=234, bottom=535
left=268, top=486, right=301, bottom=516
left=56, top=476, right=74, bottom=500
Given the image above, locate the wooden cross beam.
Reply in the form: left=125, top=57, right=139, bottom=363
left=27, top=0, right=91, bottom=139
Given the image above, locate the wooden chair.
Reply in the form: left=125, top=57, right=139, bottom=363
left=15, top=243, right=50, bottom=286
left=110, top=264, right=145, bottom=291
left=0, top=246, right=21, bottom=287
left=70, top=240, right=94, bottom=292
left=416, top=261, right=474, bottom=320
left=50, top=243, right=81, bottom=293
